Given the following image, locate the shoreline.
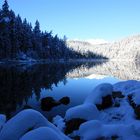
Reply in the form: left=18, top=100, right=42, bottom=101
left=0, top=80, right=140, bottom=139
left=0, top=58, right=139, bottom=65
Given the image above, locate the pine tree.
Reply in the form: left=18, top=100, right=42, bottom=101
left=0, top=0, right=100, bottom=60
left=33, top=20, right=40, bottom=35
left=33, top=20, right=42, bottom=57
left=2, top=0, right=9, bottom=17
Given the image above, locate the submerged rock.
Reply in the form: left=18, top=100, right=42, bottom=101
left=59, top=97, right=70, bottom=105
left=41, top=96, right=70, bottom=111
left=41, top=97, right=61, bottom=111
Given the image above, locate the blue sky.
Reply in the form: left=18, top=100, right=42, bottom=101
left=0, top=0, right=140, bottom=41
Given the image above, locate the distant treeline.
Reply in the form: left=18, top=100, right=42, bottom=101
left=0, top=0, right=107, bottom=60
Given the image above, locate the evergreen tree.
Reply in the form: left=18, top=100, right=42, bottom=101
left=0, top=0, right=107, bottom=60
left=33, top=20, right=42, bottom=57
left=33, top=20, right=40, bottom=35
left=2, top=0, right=9, bottom=18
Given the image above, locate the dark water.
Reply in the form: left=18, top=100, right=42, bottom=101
left=0, top=61, right=120, bottom=120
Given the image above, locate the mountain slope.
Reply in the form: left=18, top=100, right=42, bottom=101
left=67, top=35, right=140, bottom=60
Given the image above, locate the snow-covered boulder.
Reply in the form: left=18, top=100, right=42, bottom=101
left=0, top=115, right=6, bottom=132
left=127, top=89, right=140, bottom=119
left=20, top=127, right=63, bottom=140
left=65, top=103, right=99, bottom=121
left=113, top=80, right=140, bottom=95
left=78, top=120, right=102, bottom=139
left=85, top=83, right=113, bottom=110
left=114, top=80, right=140, bottom=119
left=0, top=109, right=70, bottom=140
left=64, top=103, right=99, bottom=134
left=78, top=120, right=140, bottom=140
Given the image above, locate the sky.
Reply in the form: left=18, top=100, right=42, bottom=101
left=0, top=0, right=140, bottom=41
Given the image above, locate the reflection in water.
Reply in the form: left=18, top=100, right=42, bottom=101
left=1, top=60, right=137, bottom=120
left=67, top=61, right=140, bottom=80
left=0, top=61, right=104, bottom=119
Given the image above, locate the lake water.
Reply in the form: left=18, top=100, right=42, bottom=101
left=0, top=60, right=139, bottom=120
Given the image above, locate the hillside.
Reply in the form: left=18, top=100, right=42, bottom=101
left=67, top=35, right=140, bottom=60
left=0, top=0, right=106, bottom=61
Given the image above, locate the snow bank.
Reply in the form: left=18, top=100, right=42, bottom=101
left=65, top=103, right=99, bottom=121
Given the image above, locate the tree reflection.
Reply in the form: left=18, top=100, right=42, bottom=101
left=0, top=61, right=105, bottom=118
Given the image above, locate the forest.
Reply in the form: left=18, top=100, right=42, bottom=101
left=0, top=0, right=107, bottom=60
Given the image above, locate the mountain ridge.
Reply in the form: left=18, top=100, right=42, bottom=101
left=67, top=35, right=140, bottom=60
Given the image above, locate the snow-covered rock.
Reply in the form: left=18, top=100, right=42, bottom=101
left=20, top=127, right=63, bottom=140
left=0, top=109, right=70, bottom=140
left=78, top=120, right=102, bottom=139
left=113, top=80, right=140, bottom=119
left=85, top=83, right=113, bottom=104
left=0, top=115, right=6, bottom=131
left=113, top=80, right=140, bottom=95
left=65, top=103, right=99, bottom=121
left=79, top=120, right=140, bottom=140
